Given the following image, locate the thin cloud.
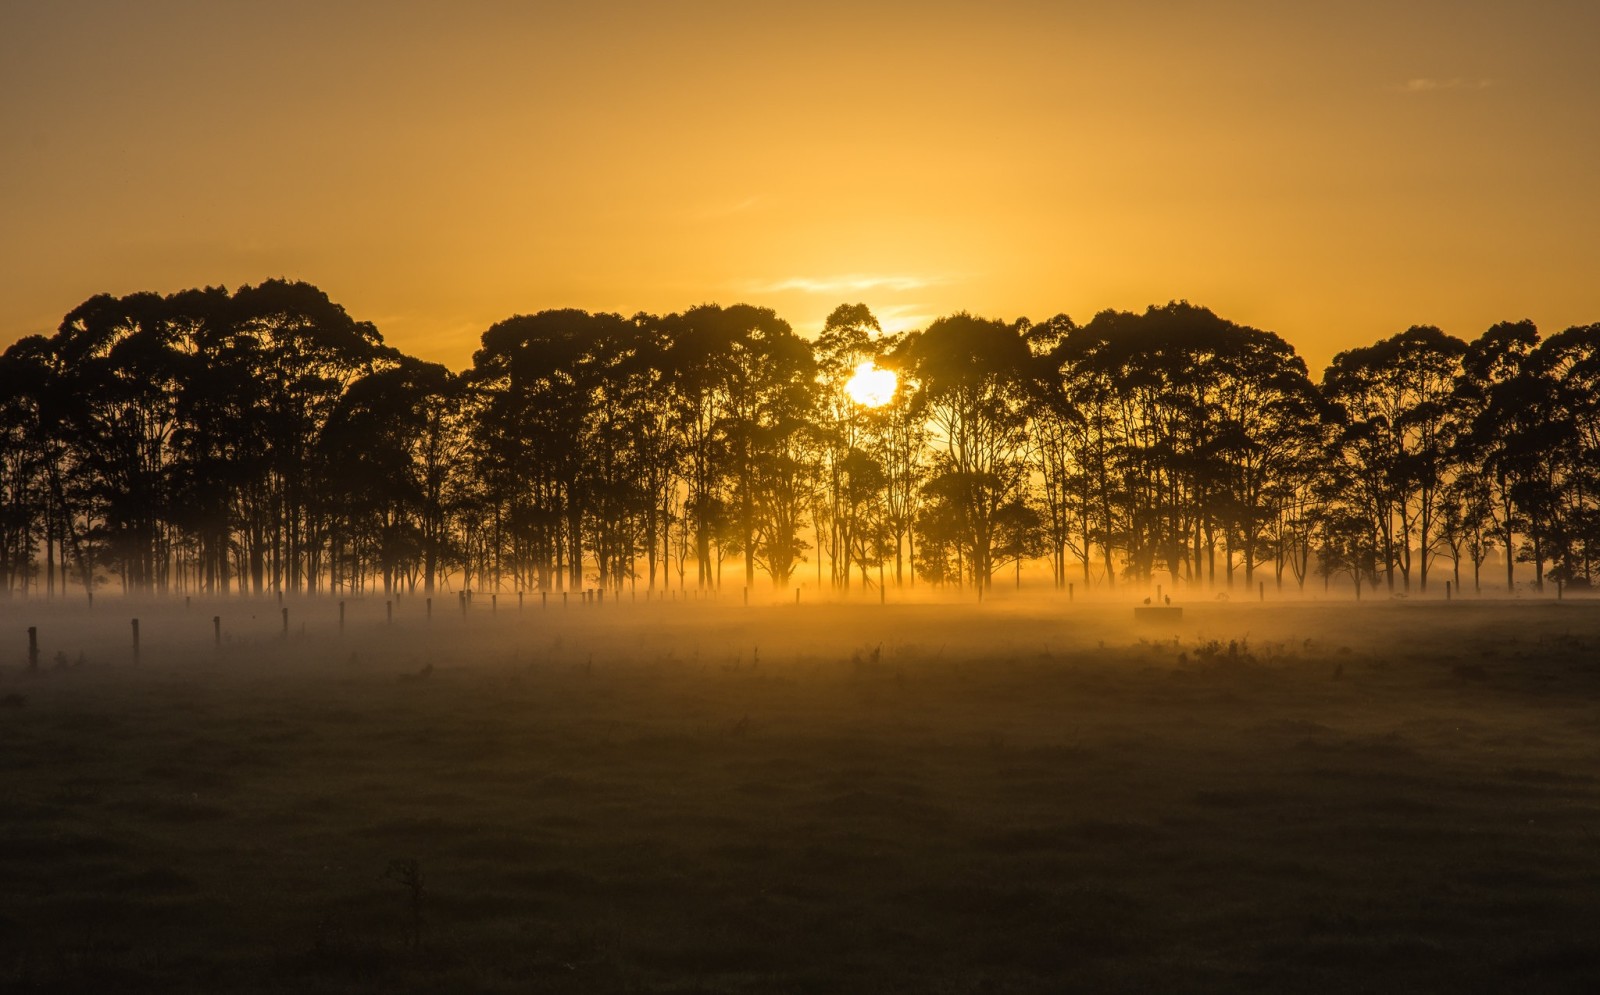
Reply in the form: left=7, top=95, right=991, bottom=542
left=748, top=274, right=943, bottom=295
left=872, top=303, right=935, bottom=334
left=1399, top=77, right=1493, bottom=93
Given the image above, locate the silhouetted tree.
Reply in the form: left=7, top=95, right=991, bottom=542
left=1022, top=314, right=1085, bottom=589
left=1453, top=320, right=1542, bottom=591
left=6, top=280, right=1598, bottom=604
left=470, top=309, right=634, bottom=592
left=321, top=357, right=460, bottom=594
left=813, top=303, right=882, bottom=590
left=0, top=342, right=47, bottom=594
left=1322, top=326, right=1467, bottom=592
left=1523, top=324, right=1600, bottom=588
left=871, top=333, right=927, bottom=588
left=904, top=313, right=1033, bottom=590
left=234, top=280, right=385, bottom=595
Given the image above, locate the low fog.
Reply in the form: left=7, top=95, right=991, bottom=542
left=6, top=591, right=1600, bottom=993
left=5, top=584, right=1592, bottom=678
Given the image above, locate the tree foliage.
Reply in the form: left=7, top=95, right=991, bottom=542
left=1, top=285, right=1591, bottom=598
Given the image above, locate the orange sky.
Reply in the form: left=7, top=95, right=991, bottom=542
left=3, top=0, right=1598, bottom=373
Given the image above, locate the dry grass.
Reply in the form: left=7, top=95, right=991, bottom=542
left=2, top=597, right=1600, bottom=992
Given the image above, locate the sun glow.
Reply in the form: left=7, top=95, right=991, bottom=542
left=844, top=360, right=897, bottom=408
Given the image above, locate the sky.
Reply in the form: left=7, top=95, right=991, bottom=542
left=3, top=0, right=1598, bottom=374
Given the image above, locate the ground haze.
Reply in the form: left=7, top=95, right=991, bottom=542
left=4, top=596, right=1599, bottom=993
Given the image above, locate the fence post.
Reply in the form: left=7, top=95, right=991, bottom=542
left=213, top=615, right=221, bottom=648
left=131, top=618, right=140, bottom=664
left=28, top=626, right=38, bottom=672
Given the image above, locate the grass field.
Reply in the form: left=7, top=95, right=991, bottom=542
left=3, top=596, right=1600, bottom=992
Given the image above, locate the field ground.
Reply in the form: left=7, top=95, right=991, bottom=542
left=3, top=596, right=1600, bottom=992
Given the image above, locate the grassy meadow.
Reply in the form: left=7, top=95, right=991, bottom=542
left=3, top=593, right=1600, bottom=992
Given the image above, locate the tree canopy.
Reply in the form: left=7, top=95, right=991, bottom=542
left=1, top=284, right=1592, bottom=600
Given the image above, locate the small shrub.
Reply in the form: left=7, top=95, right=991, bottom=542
left=1194, top=638, right=1255, bottom=665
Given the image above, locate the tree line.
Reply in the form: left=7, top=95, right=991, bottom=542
left=1, top=280, right=1595, bottom=600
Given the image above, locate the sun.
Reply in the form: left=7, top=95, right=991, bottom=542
left=844, top=360, right=897, bottom=408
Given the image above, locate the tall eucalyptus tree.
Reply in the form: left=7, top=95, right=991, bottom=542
left=1456, top=320, right=1541, bottom=591
left=1321, top=326, right=1467, bottom=592
left=904, top=313, right=1034, bottom=591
